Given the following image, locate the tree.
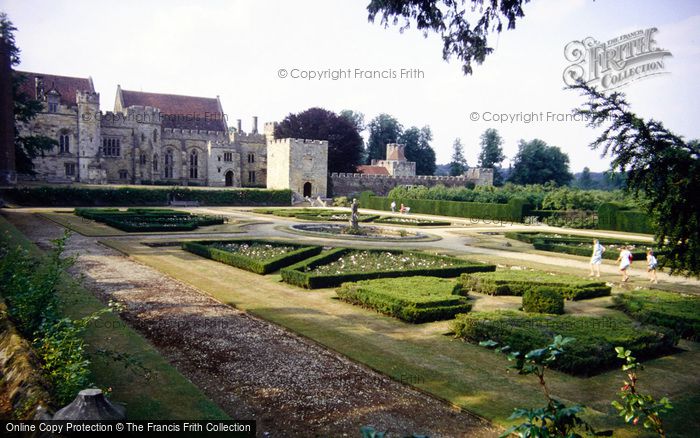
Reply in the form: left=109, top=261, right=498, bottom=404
left=367, top=113, right=402, bottom=163
left=509, top=138, right=573, bottom=186
left=339, top=109, right=365, bottom=133
left=577, top=166, right=594, bottom=189
left=478, top=128, right=505, bottom=185
left=367, top=0, right=529, bottom=75
left=399, top=125, right=436, bottom=175
left=571, top=81, right=700, bottom=277
left=449, top=138, right=467, bottom=176
left=1, top=13, right=56, bottom=174
left=274, top=107, right=364, bottom=173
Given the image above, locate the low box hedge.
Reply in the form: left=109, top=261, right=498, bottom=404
left=450, top=311, right=678, bottom=375
left=613, top=290, right=700, bottom=341
left=505, top=231, right=654, bottom=260
left=336, top=276, right=471, bottom=323
left=373, top=217, right=452, bottom=226
left=75, top=208, right=224, bottom=232
left=459, top=270, right=611, bottom=300
left=1, top=186, right=292, bottom=207
left=182, top=239, right=322, bottom=275
left=522, top=287, right=565, bottom=314
left=281, top=248, right=496, bottom=289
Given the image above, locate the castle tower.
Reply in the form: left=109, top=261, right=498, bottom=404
left=267, top=138, right=328, bottom=198
left=76, top=90, right=104, bottom=183
left=386, top=143, right=406, bottom=161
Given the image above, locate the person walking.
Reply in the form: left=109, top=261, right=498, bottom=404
left=589, top=239, right=605, bottom=277
left=390, top=200, right=396, bottom=213
left=647, top=248, right=659, bottom=284
left=617, top=246, right=632, bottom=282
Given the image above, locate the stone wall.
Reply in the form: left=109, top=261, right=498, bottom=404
left=329, top=168, right=494, bottom=197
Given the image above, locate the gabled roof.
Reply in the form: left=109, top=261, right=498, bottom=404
left=356, top=165, right=390, bottom=175
left=15, top=71, right=94, bottom=107
left=118, top=88, right=227, bottom=132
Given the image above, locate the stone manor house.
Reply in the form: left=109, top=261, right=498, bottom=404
left=16, top=71, right=492, bottom=198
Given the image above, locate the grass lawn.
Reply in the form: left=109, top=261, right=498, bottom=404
left=0, top=215, right=229, bottom=420
left=100, top=238, right=700, bottom=436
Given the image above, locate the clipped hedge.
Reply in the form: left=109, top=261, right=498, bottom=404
left=614, top=290, right=700, bottom=341
left=1, top=186, right=292, bottom=207
left=522, top=287, right=565, bottom=314
left=75, top=208, right=224, bottom=232
left=182, top=239, right=322, bottom=275
left=459, top=270, right=611, bottom=300
left=336, top=276, right=471, bottom=323
left=359, top=193, right=531, bottom=223
left=373, top=217, right=451, bottom=226
left=281, top=248, right=496, bottom=289
left=505, top=231, right=654, bottom=260
left=451, top=311, right=678, bottom=375
left=598, top=202, right=654, bottom=234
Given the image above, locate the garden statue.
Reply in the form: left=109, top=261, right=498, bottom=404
left=350, top=198, right=359, bottom=230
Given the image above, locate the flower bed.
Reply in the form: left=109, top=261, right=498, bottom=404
left=182, top=239, right=322, bottom=274
left=75, top=208, right=224, bottom=232
left=504, top=231, right=656, bottom=260
left=281, top=248, right=496, bottom=289
left=451, top=311, right=678, bottom=375
left=374, top=217, right=451, bottom=226
left=613, top=290, right=700, bottom=341
left=254, top=208, right=379, bottom=222
left=459, top=270, right=611, bottom=300
left=336, top=276, right=471, bottom=323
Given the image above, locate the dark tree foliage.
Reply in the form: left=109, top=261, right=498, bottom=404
left=571, top=81, right=700, bottom=277
left=509, top=139, right=573, bottom=186
left=1, top=13, right=57, bottom=174
left=449, top=137, right=467, bottom=175
left=478, top=127, right=505, bottom=185
left=274, top=107, right=364, bottom=173
left=367, top=113, right=402, bottom=163
left=399, top=125, right=437, bottom=175
left=367, top=0, right=529, bottom=75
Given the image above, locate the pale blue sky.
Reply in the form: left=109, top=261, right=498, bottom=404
left=4, top=0, right=699, bottom=171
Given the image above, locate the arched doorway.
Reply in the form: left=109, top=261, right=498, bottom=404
left=225, top=170, right=234, bottom=187
left=303, top=182, right=312, bottom=197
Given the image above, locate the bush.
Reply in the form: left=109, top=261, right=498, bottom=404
left=75, top=208, right=224, bottom=232
left=281, top=248, right=496, bottom=289
left=459, top=270, right=610, bottom=300
left=1, top=186, right=292, bottom=207
left=182, top=239, right=322, bottom=275
left=373, top=217, right=451, bottom=226
left=522, top=287, right=565, bottom=314
left=598, top=202, right=654, bottom=234
left=336, top=276, right=471, bottom=323
left=614, top=290, right=700, bottom=341
left=451, top=311, right=678, bottom=375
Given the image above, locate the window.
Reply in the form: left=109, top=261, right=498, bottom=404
left=118, top=169, right=128, bottom=180
left=153, top=129, right=158, bottom=142
left=247, top=153, right=255, bottom=163
left=224, top=152, right=233, bottom=162
left=189, top=150, right=199, bottom=179
left=140, top=153, right=147, bottom=165
left=47, top=94, right=59, bottom=113
left=153, top=154, right=158, bottom=171
left=64, top=163, right=75, bottom=176
left=102, top=138, right=121, bottom=157
left=59, top=133, right=70, bottom=153
left=164, top=150, right=174, bottom=178
left=248, top=171, right=256, bottom=184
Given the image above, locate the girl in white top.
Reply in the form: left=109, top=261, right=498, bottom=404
left=617, top=246, right=632, bottom=282
left=589, top=239, right=605, bottom=277
left=647, top=249, right=658, bottom=284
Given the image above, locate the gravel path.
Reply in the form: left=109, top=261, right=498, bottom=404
left=5, top=211, right=498, bottom=438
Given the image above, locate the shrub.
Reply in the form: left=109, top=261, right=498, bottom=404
left=613, top=290, right=700, bottom=341
left=459, top=270, right=610, bottom=300
left=523, top=287, right=565, bottom=314
left=0, top=186, right=292, bottom=207
left=373, top=217, right=451, bottom=226
left=598, top=202, right=654, bottom=234
left=75, top=208, right=224, bottom=232
left=281, top=248, right=496, bottom=289
left=336, top=276, right=470, bottom=323
left=451, top=311, right=678, bottom=375
left=182, top=239, right=322, bottom=275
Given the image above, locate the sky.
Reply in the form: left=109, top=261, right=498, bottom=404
left=3, top=0, right=700, bottom=172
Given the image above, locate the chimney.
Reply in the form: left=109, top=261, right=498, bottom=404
left=252, top=116, right=258, bottom=134
left=35, top=76, right=45, bottom=99
left=236, top=119, right=242, bottom=133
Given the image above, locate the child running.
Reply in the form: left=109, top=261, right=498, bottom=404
left=589, top=239, right=605, bottom=277
left=647, top=248, right=659, bottom=284
left=617, top=246, right=632, bottom=282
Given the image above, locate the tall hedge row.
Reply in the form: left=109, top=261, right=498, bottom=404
left=0, top=186, right=292, bottom=207
left=358, top=192, right=531, bottom=222
left=597, top=202, right=654, bottom=234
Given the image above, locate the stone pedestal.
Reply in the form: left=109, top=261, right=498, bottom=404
left=53, top=388, right=126, bottom=421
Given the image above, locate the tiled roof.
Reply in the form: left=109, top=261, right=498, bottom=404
left=15, top=71, right=93, bottom=107
left=356, top=165, right=389, bottom=175
left=120, top=89, right=227, bottom=131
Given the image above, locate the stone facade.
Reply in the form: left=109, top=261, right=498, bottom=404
left=267, top=138, right=328, bottom=198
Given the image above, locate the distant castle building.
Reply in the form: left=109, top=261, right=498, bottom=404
left=15, top=70, right=491, bottom=199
